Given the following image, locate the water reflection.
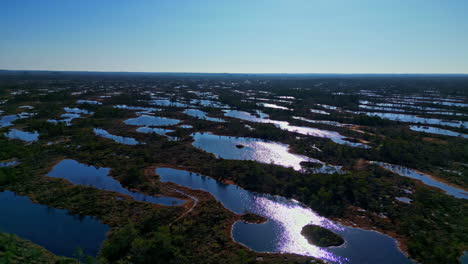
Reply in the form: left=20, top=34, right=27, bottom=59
left=192, top=132, right=315, bottom=171
left=0, top=113, right=32, bottom=128
left=77, top=100, right=102, bottom=105
left=136, top=126, right=178, bottom=140
left=293, top=116, right=354, bottom=128
left=224, top=110, right=368, bottom=148
left=358, top=103, right=466, bottom=116
left=372, top=161, right=468, bottom=199
left=183, top=109, right=225, bottom=122
left=310, top=109, right=330, bottom=115
left=189, top=99, right=229, bottom=108
left=257, top=102, right=290, bottom=110
left=64, top=107, right=93, bottom=115
left=48, top=113, right=81, bottom=126
left=150, top=99, right=189, bottom=108
left=0, top=160, right=19, bottom=167
left=355, top=112, right=468, bottom=128
left=0, top=190, right=108, bottom=257
left=47, top=159, right=184, bottom=206
left=461, top=251, right=468, bottom=264
left=93, top=128, right=141, bottom=145
left=4, top=129, right=39, bottom=142
left=124, top=115, right=180, bottom=126
left=409, top=125, right=468, bottom=139
left=114, top=105, right=161, bottom=115
left=192, top=132, right=341, bottom=173
left=395, top=197, right=412, bottom=204
left=157, top=168, right=411, bottom=264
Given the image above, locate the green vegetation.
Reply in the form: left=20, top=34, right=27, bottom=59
left=300, top=225, right=344, bottom=247
left=0, top=75, right=467, bottom=264
left=0, top=232, right=74, bottom=264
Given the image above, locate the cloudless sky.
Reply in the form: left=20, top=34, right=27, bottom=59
left=1, top=0, right=468, bottom=73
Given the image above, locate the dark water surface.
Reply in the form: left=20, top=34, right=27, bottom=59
left=47, top=159, right=184, bottom=206
left=0, top=190, right=108, bottom=257
left=93, top=128, right=141, bottom=145
left=409, top=125, right=468, bottom=139
left=224, top=110, right=368, bottom=148
left=183, top=109, right=225, bottom=122
left=124, top=114, right=181, bottom=126
left=373, top=161, right=468, bottom=199
left=157, top=168, right=412, bottom=264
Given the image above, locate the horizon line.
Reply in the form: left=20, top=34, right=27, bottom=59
left=1, top=69, right=468, bottom=75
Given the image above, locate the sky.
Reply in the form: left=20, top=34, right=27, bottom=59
left=1, top=0, right=468, bottom=73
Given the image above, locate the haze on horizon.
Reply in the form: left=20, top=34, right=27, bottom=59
left=1, top=0, right=468, bottom=74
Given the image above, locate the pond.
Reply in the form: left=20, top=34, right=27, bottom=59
left=372, top=162, right=468, bottom=199
left=421, top=100, right=468, bottom=108
left=277, top=96, right=295, bottom=100
left=4, top=129, right=39, bottom=142
left=257, top=102, right=290, bottom=110
left=18, top=105, right=34, bottom=109
left=64, top=107, right=94, bottom=115
left=362, top=101, right=442, bottom=111
left=114, top=105, right=161, bottom=115
left=124, top=115, right=181, bottom=126
left=157, top=168, right=411, bottom=264
left=0, top=113, right=31, bottom=128
left=310, top=109, right=330, bottom=115
left=356, top=112, right=468, bottom=128
left=189, top=99, right=229, bottom=108
left=0, top=190, right=108, bottom=257
left=150, top=99, right=189, bottom=108
left=395, top=197, right=412, bottom=204
left=0, top=115, right=19, bottom=128
left=93, top=128, right=141, bottom=145
left=293, top=116, right=354, bottom=128
left=358, top=103, right=465, bottom=117
left=48, top=113, right=81, bottom=126
left=47, top=159, right=184, bottom=206
left=191, top=132, right=341, bottom=173
left=183, top=109, right=225, bottom=122
left=224, top=110, right=368, bottom=148
left=136, top=126, right=178, bottom=140
left=0, top=160, right=19, bottom=167
left=359, top=104, right=407, bottom=113
left=461, top=251, right=468, bottom=264
left=77, top=100, right=102, bottom=105
left=317, top=104, right=340, bottom=111
left=409, top=125, right=468, bottom=139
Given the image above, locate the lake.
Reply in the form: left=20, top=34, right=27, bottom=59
left=4, top=129, right=39, bottom=142
left=157, top=168, right=412, bottom=264
left=94, top=128, right=141, bottom=145
left=409, top=125, right=468, bottom=139
left=183, top=109, right=225, bottom=122
left=136, top=126, right=178, bottom=140
left=372, top=161, right=468, bottom=199
left=224, top=110, right=368, bottom=148
left=124, top=115, right=181, bottom=126
left=191, top=132, right=340, bottom=173
left=0, top=113, right=32, bottom=128
left=47, top=159, right=184, bottom=206
left=0, top=190, right=108, bottom=257
left=355, top=112, right=468, bottom=128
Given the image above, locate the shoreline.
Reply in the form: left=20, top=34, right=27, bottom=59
left=151, top=163, right=413, bottom=262
left=371, top=161, right=468, bottom=196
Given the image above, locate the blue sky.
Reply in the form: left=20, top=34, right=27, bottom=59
left=1, top=0, right=467, bottom=73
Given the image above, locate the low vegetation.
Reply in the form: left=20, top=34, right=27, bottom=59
left=300, top=225, right=344, bottom=247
